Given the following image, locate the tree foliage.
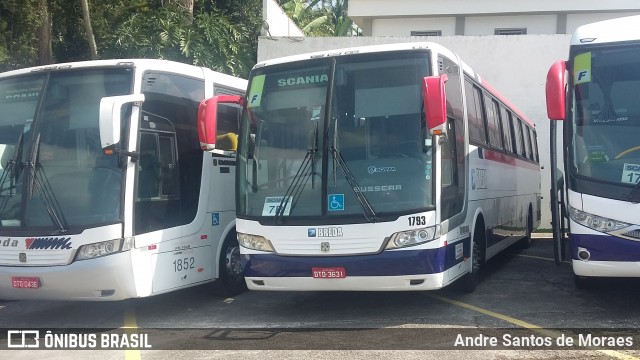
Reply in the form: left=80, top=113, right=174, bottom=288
left=0, top=0, right=261, bottom=77
left=278, top=0, right=359, bottom=36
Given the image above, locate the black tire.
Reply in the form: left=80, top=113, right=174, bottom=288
left=520, top=207, right=533, bottom=249
left=458, top=225, right=484, bottom=293
left=574, top=274, right=592, bottom=290
left=218, top=234, right=247, bottom=296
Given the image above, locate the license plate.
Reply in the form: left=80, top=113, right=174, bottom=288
left=312, top=267, right=346, bottom=279
left=11, top=276, right=40, bottom=289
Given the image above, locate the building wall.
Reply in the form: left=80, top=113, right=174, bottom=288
left=258, top=35, right=571, bottom=229
left=349, top=0, right=640, bottom=36
left=262, top=0, right=304, bottom=37
left=372, top=17, right=456, bottom=36
left=465, top=15, right=557, bottom=35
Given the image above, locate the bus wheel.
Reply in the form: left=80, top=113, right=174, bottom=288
left=574, top=275, right=592, bottom=290
left=458, top=226, right=484, bottom=293
left=218, top=234, right=247, bottom=296
left=520, top=208, right=533, bottom=249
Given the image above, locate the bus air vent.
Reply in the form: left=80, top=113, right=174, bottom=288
left=622, top=230, right=640, bottom=240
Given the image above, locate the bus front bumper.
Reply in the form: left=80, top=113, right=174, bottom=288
left=0, top=252, right=137, bottom=301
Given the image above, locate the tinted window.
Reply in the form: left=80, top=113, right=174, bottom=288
left=485, top=95, right=502, bottom=150
left=465, top=80, right=486, bottom=144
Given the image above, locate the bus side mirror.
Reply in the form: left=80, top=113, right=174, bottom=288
left=99, top=94, right=145, bottom=149
left=197, top=95, right=245, bottom=156
left=422, top=74, right=448, bottom=136
left=546, top=60, right=566, bottom=121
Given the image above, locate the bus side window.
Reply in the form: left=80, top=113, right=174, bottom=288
left=510, top=113, right=523, bottom=156
left=499, top=106, right=513, bottom=154
left=485, top=95, right=503, bottom=150
left=531, top=130, right=539, bottom=163
left=440, top=56, right=465, bottom=221
left=465, top=81, right=486, bottom=145
left=216, top=103, right=241, bottom=151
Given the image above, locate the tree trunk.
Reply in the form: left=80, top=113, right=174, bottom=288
left=37, top=0, right=52, bottom=65
left=80, top=0, right=99, bottom=60
left=172, top=0, right=194, bottom=20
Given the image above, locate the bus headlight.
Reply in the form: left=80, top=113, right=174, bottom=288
left=386, top=226, right=439, bottom=249
left=75, top=239, right=122, bottom=261
left=568, top=206, right=630, bottom=233
left=238, top=232, right=274, bottom=252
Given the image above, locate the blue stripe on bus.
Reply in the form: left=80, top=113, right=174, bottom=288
left=242, top=237, right=470, bottom=277
left=571, top=233, right=640, bottom=261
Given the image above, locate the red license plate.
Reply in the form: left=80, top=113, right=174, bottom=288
left=312, top=267, right=346, bottom=279
left=11, top=276, right=40, bottom=289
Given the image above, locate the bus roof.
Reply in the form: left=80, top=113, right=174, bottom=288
left=0, top=59, right=246, bottom=90
left=571, top=15, right=640, bottom=46
left=254, top=42, right=461, bottom=68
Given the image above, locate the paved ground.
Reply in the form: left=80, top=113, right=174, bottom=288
left=1, top=236, right=640, bottom=359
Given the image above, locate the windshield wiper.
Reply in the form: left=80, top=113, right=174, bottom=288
left=0, top=133, right=24, bottom=223
left=627, top=179, right=640, bottom=203
left=27, top=134, right=68, bottom=232
left=273, top=122, right=319, bottom=223
left=330, top=146, right=377, bottom=222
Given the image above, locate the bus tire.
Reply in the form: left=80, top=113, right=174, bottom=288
left=458, top=221, right=485, bottom=293
left=218, top=233, right=247, bottom=297
left=574, top=274, right=592, bottom=290
left=520, top=206, right=534, bottom=249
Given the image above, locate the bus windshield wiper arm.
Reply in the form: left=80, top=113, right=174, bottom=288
left=627, top=179, right=640, bottom=203
left=330, top=146, right=377, bottom=222
left=274, top=123, right=319, bottom=223
left=0, top=133, right=24, bottom=223
left=27, top=134, right=68, bottom=232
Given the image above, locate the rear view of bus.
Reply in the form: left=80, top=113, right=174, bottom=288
left=546, top=16, right=640, bottom=287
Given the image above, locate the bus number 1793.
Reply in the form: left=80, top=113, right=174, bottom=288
left=408, top=216, right=427, bottom=226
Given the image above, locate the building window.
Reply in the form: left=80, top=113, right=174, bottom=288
left=494, top=28, right=527, bottom=35
left=411, top=30, right=442, bottom=37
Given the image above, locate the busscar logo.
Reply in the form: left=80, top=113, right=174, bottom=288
left=367, top=166, right=396, bottom=174
left=25, top=237, right=72, bottom=250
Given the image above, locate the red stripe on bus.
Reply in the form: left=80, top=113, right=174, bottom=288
left=483, top=149, right=539, bottom=170
left=481, top=79, right=535, bottom=127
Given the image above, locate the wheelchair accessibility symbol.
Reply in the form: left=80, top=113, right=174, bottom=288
left=328, top=194, right=344, bottom=211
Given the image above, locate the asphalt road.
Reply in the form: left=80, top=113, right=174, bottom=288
left=1, top=237, right=640, bottom=359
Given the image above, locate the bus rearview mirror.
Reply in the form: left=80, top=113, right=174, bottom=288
left=197, top=95, right=245, bottom=155
left=99, top=94, right=145, bottom=149
left=422, top=75, right=448, bottom=136
left=546, top=60, right=567, bottom=121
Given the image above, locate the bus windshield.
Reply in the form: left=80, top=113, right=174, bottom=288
left=571, top=45, right=640, bottom=199
left=237, top=52, right=433, bottom=222
left=0, top=68, right=132, bottom=231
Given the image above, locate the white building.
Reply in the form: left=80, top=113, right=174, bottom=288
left=349, top=0, right=640, bottom=36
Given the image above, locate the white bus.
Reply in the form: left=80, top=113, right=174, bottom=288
left=0, top=59, right=247, bottom=300
left=201, top=42, right=541, bottom=292
left=546, top=16, right=640, bottom=288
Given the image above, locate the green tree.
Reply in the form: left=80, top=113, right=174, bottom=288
left=0, top=0, right=44, bottom=71
left=0, top=0, right=261, bottom=77
left=278, top=0, right=359, bottom=36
